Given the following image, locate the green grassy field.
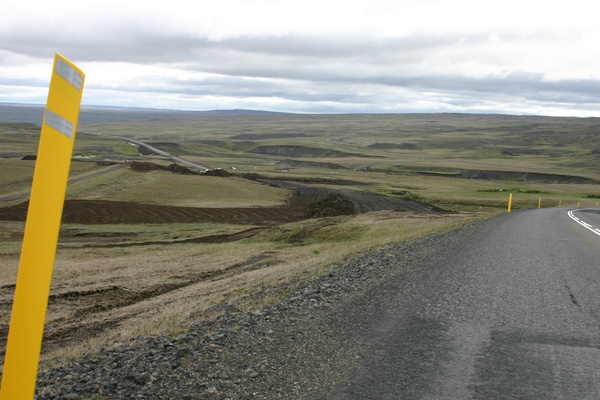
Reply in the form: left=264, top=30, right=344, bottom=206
left=77, top=113, right=600, bottom=171
left=75, top=113, right=600, bottom=210
left=1, top=112, right=600, bottom=368
left=4, top=113, right=600, bottom=211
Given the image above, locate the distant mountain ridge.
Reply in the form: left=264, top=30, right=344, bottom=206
left=0, top=103, right=286, bottom=125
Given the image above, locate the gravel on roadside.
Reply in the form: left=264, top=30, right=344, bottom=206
left=35, top=217, right=492, bottom=399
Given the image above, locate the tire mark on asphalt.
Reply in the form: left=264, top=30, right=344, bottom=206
left=565, top=285, right=580, bottom=307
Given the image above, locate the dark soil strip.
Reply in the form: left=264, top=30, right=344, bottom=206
left=405, top=167, right=600, bottom=184
left=0, top=200, right=307, bottom=225
left=0, top=251, right=280, bottom=358
left=60, top=227, right=269, bottom=249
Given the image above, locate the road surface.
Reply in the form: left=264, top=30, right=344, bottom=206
left=1, top=135, right=209, bottom=203
left=327, top=207, right=600, bottom=399
left=114, top=136, right=209, bottom=171
left=28, top=207, right=600, bottom=398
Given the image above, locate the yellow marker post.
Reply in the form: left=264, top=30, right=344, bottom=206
left=508, top=193, right=513, bottom=213
left=559, top=200, right=562, bottom=207
left=0, top=54, right=84, bottom=400
left=538, top=197, right=542, bottom=209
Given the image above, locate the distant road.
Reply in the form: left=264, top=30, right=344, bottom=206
left=0, top=136, right=210, bottom=203
left=326, top=207, right=600, bottom=398
left=114, top=136, right=209, bottom=171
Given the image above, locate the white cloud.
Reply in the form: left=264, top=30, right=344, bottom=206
left=1, top=0, right=600, bottom=116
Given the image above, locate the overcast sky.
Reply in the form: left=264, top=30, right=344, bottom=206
left=2, top=0, right=600, bottom=116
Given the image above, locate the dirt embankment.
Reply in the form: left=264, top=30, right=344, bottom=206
left=0, top=184, right=440, bottom=226
left=0, top=200, right=306, bottom=226
left=278, top=159, right=347, bottom=170
left=405, top=167, right=599, bottom=185
left=253, top=177, right=445, bottom=214
left=247, top=145, right=361, bottom=158
left=129, top=161, right=231, bottom=177
left=230, top=133, right=316, bottom=140
left=369, top=142, right=419, bottom=150
left=0, top=168, right=443, bottom=226
left=129, top=162, right=199, bottom=175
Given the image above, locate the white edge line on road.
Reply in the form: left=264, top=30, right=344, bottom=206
left=568, top=209, right=600, bottom=237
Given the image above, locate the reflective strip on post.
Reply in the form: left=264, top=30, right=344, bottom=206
left=55, top=57, right=83, bottom=90
left=44, top=109, right=75, bottom=139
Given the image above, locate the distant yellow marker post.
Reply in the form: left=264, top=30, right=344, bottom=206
left=508, top=193, right=513, bottom=213
left=538, top=197, right=542, bottom=209
left=0, top=54, right=84, bottom=400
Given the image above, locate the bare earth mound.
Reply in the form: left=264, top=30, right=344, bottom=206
left=247, top=145, right=361, bottom=158
left=257, top=178, right=445, bottom=214
left=0, top=179, right=443, bottom=225
left=0, top=200, right=305, bottom=225
left=404, top=167, right=599, bottom=185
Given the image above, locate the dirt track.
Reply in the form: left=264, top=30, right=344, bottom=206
left=0, top=246, right=285, bottom=359
left=62, top=227, right=271, bottom=248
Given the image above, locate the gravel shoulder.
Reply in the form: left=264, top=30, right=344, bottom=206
left=35, top=216, right=495, bottom=399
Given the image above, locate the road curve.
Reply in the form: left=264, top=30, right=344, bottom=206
left=569, top=208, right=600, bottom=237
left=114, top=136, right=209, bottom=171
left=327, top=207, right=600, bottom=399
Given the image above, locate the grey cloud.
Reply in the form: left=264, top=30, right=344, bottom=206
left=4, top=23, right=599, bottom=115
left=1, top=77, right=49, bottom=88
left=207, top=33, right=472, bottom=58
left=343, top=71, right=600, bottom=106
left=89, top=65, right=600, bottom=113
left=2, top=29, right=477, bottom=65
left=91, top=73, right=375, bottom=105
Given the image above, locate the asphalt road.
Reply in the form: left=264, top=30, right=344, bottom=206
left=113, top=136, right=209, bottom=171
left=328, top=207, right=600, bottom=399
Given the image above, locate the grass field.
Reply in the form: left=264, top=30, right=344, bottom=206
left=64, top=169, right=292, bottom=207
left=1, top=111, right=600, bottom=369
left=0, top=210, right=482, bottom=368
left=77, top=113, right=600, bottom=173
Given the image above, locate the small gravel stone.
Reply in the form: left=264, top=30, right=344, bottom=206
left=244, top=368, right=259, bottom=378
